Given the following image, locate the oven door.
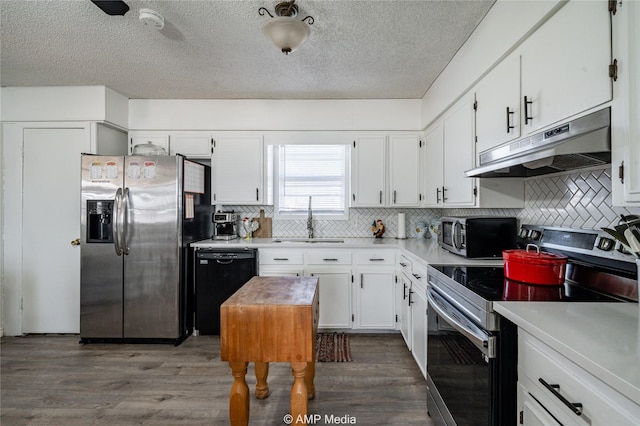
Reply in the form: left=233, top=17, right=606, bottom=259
left=426, top=286, right=496, bottom=426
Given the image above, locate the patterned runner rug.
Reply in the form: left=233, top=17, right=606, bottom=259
left=316, top=333, right=352, bottom=362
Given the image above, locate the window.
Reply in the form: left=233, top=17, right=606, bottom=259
left=275, top=144, right=349, bottom=219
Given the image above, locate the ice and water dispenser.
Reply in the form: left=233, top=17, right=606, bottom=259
left=86, top=200, right=113, bottom=243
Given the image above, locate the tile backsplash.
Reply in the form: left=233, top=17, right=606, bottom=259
left=222, top=166, right=640, bottom=239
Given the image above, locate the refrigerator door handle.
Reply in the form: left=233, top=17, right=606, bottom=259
left=113, top=188, right=123, bottom=256
left=121, top=187, right=130, bottom=255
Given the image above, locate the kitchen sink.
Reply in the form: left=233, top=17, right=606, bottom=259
left=272, top=238, right=345, bottom=244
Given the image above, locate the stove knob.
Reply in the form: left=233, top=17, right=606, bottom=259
left=617, top=243, right=630, bottom=254
left=530, top=230, right=542, bottom=241
left=597, top=237, right=614, bottom=251
left=519, top=228, right=530, bottom=239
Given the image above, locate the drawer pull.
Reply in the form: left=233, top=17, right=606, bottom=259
left=539, top=378, right=583, bottom=415
left=369, top=258, right=385, bottom=262
left=399, top=262, right=407, bottom=267
left=273, top=258, right=289, bottom=261
left=412, top=273, right=422, bottom=280
left=323, top=258, right=339, bottom=262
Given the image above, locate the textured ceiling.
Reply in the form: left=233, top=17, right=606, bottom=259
left=0, top=0, right=494, bottom=100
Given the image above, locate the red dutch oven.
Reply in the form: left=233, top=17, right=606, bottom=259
left=502, top=244, right=568, bottom=285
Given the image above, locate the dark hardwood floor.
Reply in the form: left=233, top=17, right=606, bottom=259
left=1, top=333, right=433, bottom=425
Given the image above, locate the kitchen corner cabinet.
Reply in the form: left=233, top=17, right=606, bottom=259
left=517, top=330, right=640, bottom=426
left=352, top=251, right=396, bottom=330
left=211, top=135, right=264, bottom=205
left=520, top=0, right=611, bottom=135
left=128, top=131, right=212, bottom=158
left=351, top=136, right=386, bottom=207
left=474, top=52, right=521, bottom=155
left=423, top=95, right=524, bottom=208
left=388, top=135, right=422, bottom=207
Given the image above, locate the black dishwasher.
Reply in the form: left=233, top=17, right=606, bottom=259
left=194, top=248, right=258, bottom=335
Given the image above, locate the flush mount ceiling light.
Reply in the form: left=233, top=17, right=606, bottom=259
left=258, top=0, right=315, bottom=55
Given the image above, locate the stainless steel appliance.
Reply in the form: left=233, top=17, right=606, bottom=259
left=194, top=248, right=258, bottom=335
left=465, top=107, right=610, bottom=178
left=439, top=216, right=518, bottom=258
left=213, top=212, right=239, bottom=240
left=80, top=154, right=212, bottom=345
left=426, top=225, right=638, bottom=426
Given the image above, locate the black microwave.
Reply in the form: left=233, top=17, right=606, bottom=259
left=438, top=216, right=518, bottom=258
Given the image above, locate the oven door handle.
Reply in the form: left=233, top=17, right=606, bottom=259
left=427, top=288, right=495, bottom=359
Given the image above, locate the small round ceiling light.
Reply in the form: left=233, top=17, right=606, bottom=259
left=259, top=0, right=315, bottom=55
left=139, top=8, right=164, bottom=30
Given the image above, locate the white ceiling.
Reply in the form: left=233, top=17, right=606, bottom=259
left=0, top=0, right=495, bottom=100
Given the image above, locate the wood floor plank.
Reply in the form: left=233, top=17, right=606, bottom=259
left=1, top=333, right=433, bottom=425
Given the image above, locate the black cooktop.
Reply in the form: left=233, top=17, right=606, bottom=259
left=430, top=265, right=623, bottom=302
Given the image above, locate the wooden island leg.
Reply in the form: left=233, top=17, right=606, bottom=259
left=254, top=361, right=270, bottom=399
left=229, top=361, right=250, bottom=426
left=290, top=361, right=309, bottom=425
left=305, top=359, right=315, bottom=399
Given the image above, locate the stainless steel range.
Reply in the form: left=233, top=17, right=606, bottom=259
left=426, top=225, right=638, bottom=426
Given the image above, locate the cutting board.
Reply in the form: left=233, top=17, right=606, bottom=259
left=251, top=209, right=272, bottom=238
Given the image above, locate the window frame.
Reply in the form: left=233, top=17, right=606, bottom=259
left=271, top=142, right=351, bottom=221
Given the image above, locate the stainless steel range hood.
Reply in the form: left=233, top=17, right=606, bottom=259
left=465, top=108, right=611, bottom=178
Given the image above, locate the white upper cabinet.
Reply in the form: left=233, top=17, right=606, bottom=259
left=520, top=0, right=611, bottom=134
left=474, top=52, right=521, bottom=155
left=351, top=136, right=386, bottom=207
left=423, top=94, right=524, bottom=208
left=612, top=0, right=640, bottom=205
left=442, top=94, right=477, bottom=206
left=423, top=121, right=444, bottom=206
left=388, top=135, right=422, bottom=207
left=128, top=131, right=212, bottom=158
left=211, top=135, right=264, bottom=205
left=169, top=133, right=212, bottom=158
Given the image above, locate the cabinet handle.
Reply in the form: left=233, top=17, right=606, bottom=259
left=506, top=106, right=515, bottom=133
left=360, top=273, right=363, bottom=289
left=408, top=289, right=414, bottom=306
left=619, top=161, right=624, bottom=184
left=369, top=258, right=385, bottom=262
left=256, top=188, right=259, bottom=201
left=393, top=190, right=397, bottom=204
left=436, top=187, right=441, bottom=203
left=412, top=273, right=422, bottom=280
left=442, top=186, right=447, bottom=202
left=323, top=258, right=338, bottom=262
left=379, top=190, right=383, bottom=205
left=273, top=258, right=289, bottom=261
left=524, top=96, right=533, bottom=125
left=538, top=378, right=583, bottom=416
left=399, top=262, right=407, bottom=267
left=352, top=194, right=356, bottom=202
left=403, top=283, right=407, bottom=300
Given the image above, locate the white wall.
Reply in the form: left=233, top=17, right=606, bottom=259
left=129, top=99, right=422, bottom=131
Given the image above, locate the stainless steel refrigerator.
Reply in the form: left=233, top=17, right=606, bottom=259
left=80, top=154, right=211, bottom=344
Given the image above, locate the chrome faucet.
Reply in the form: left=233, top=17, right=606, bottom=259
left=307, top=196, right=314, bottom=239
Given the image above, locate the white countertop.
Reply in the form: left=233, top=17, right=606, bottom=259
left=190, top=237, right=504, bottom=267
left=494, top=301, right=640, bottom=405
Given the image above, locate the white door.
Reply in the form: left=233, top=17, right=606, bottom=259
left=308, top=271, right=352, bottom=329
left=422, top=121, right=444, bottom=207
left=357, top=270, right=395, bottom=329
left=388, top=135, right=421, bottom=206
left=22, top=128, right=87, bottom=333
left=351, top=136, right=386, bottom=207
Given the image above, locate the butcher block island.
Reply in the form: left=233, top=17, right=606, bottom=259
left=220, top=276, right=320, bottom=426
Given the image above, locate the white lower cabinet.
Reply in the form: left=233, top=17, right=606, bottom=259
left=308, top=270, right=352, bottom=329
left=517, top=330, right=640, bottom=425
left=399, top=272, right=413, bottom=349
left=410, top=285, right=427, bottom=378
left=354, top=270, right=395, bottom=329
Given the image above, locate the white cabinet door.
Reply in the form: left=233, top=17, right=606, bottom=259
left=442, top=95, right=477, bottom=206
left=521, top=1, right=611, bottom=134
left=399, top=274, right=412, bottom=349
left=518, top=382, right=563, bottom=426
left=474, top=52, right=521, bottom=155
left=212, top=135, right=264, bottom=205
left=355, top=270, right=395, bottom=329
left=129, top=132, right=169, bottom=155
left=388, top=135, right=422, bottom=206
left=410, top=288, right=428, bottom=379
left=423, top=121, right=444, bottom=207
left=308, top=270, right=352, bottom=329
left=169, top=133, right=212, bottom=158
left=351, top=136, right=386, bottom=207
